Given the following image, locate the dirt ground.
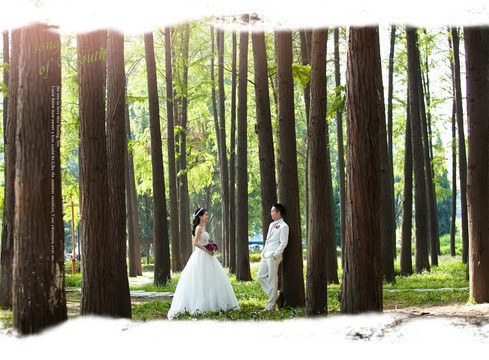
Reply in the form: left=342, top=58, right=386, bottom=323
left=66, top=292, right=489, bottom=320
left=386, top=301, right=489, bottom=321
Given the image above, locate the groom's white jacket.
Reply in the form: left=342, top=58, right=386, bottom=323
left=261, top=219, right=289, bottom=259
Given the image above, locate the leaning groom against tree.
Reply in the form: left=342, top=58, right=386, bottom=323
left=257, top=203, right=289, bottom=311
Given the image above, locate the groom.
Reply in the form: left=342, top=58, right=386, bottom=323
left=257, top=203, right=289, bottom=311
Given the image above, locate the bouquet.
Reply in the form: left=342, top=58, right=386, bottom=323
left=204, top=240, right=218, bottom=251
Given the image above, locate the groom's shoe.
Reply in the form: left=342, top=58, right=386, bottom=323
left=276, top=291, right=283, bottom=310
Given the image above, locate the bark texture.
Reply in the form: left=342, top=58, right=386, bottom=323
left=340, top=27, right=383, bottom=314
left=14, top=24, right=67, bottom=333
left=107, top=29, right=131, bottom=318
left=144, top=32, right=171, bottom=285
left=0, top=29, right=18, bottom=309
left=252, top=30, right=277, bottom=248
left=275, top=30, right=305, bottom=308
left=465, top=26, right=489, bottom=302
left=406, top=26, right=430, bottom=273
left=306, top=28, right=330, bottom=316
left=78, top=30, right=114, bottom=316
left=236, top=21, right=251, bottom=281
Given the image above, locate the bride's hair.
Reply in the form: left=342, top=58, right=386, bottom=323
left=192, top=208, right=207, bottom=236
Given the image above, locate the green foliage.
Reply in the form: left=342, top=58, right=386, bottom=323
left=132, top=300, right=173, bottom=321
left=249, top=252, right=261, bottom=263
left=0, top=310, right=13, bottom=331
left=125, top=256, right=469, bottom=321
left=439, top=233, right=463, bottom=256
left=292, top=63, right=311, bottom=88
left=65, top=273, right=82, bottom=288
left=383, top=256, right=469, bottom=307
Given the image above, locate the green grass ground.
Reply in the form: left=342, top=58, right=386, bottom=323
left=0, top=254, right=470, bottom=328
left=128, top=254, right=469, bottom=321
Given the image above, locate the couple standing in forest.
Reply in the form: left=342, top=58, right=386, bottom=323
left=167, top=203, right=289, bottom=319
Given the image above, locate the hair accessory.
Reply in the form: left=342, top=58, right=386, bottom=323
left=192, top=208, right=204, bottom=220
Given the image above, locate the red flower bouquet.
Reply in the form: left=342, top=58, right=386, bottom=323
left=204, top=241, right=218, bottom=251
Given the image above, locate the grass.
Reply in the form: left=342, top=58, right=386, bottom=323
left=132, top=254, right=470, bottom=321
left=0, top=254, right=471, bottom=328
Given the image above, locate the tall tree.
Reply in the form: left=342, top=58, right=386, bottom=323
left=144, top=31, right=171, bottom=285
left=400, top=89, right=414, bottom=276
left=236, top=18, right=251, bottom=281
left=451, top=27, right=469, bottom=264
left=306, top=28, right=330, bottom=316
left=165, top=27, right=181, bottom=272
left=334, top=28, right=346, bottom=269
left=2, top=31, right=7, bottom=125
left=299, top=30, right=311, bottom=241
left=386, top=25, right=397, bottom=261
left=465, top=26, right=489, bottom=303
left=251, top=29, right=277, bottom=249
left=323, top=40, right=339, bottom=286
left=216, top=27, right=230, bottom=267
left=176, top=24, right=192, bottom=266
left=406, top=26, right=430, bottom=273
left=13, top=23, right=67, bottom=333
left=275, top=30, right=305, bottom=308
left=340, top=26, right=383, bottom=314
left=447, top=29, right=457, bottom=257
left=106, top=29, right=131, bottom=318
left=450, top=97, right=457, bottom=257
left=78, top=30, right=114, bottom=316
left=0, top=29, right=17, bottom=309
left=125, top=103, right=142, bottom=277
left=420, top=33, right=441, bottom=259
left=229, top=27, right=237, bottom=274
left=380, top=30, right=396, bottom=283
left=419, top=66, right=439, bottom=267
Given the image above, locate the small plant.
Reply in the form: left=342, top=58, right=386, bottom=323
left=65, top=273, right=82, bottom=288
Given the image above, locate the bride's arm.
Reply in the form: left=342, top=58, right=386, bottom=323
left=193, top=227, right=215, bottom=256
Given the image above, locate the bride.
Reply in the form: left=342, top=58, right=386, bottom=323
left=167, top=208, right=240, bottom=319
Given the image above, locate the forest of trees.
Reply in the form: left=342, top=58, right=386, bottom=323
left=0, top=18, right=489, bottom=334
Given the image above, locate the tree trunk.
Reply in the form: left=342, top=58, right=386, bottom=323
left=2, top=30, right=7, bottom=127
left=387, top=25, right=397, bottom=260
left=217, top=27, right=230, bottom=268
left=378, top=28, right=396, bottom=283
left=13, top=23, right=67, bottom=334
left=236, top=19, right=252, bottom=281
left=275, top=30, right=305, bottom=308
left=340, top=26, right=383, bottom=314
left=380, top=87, right=396, bottom=282
left=125, top=103, right=142, bottom=277
left=406, top=26, right=430, bottom=273
left=420, top=31, right=441, bottom=260
left=165, top=27, right=181, bottom=272
left=0, top=29, right=17, bottom=310
left=451, top=27, right=469, bottom=264
left=419, top=71, right=439, bottom=267
left=300, top=30, right=311, bottom=243
left=229, top=27, right=237, bottom=274
left=251, top=30, right=277, bottom=249
left=107, top=29, right=131, bottom=318
left=465, top=26, right=489, bottom=303
left=321, top=32, right=339, bottom=285
left=450, top=98, right=457, bottom=257
left=306, top=28, right=330, bottom=316
left=78, top=30, right=115, bottom=316
left=447, top=30, right=457, bottom=257
left=144, top=31, right=171, bottom=285
left=177, top=24, right=192, bottom=267
left=334, top=28, right=346, bottom=270
left=400, top=89, right=414, bottom=276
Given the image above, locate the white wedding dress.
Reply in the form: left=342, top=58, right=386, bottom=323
left=167, top=231, right=239, bottom=319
